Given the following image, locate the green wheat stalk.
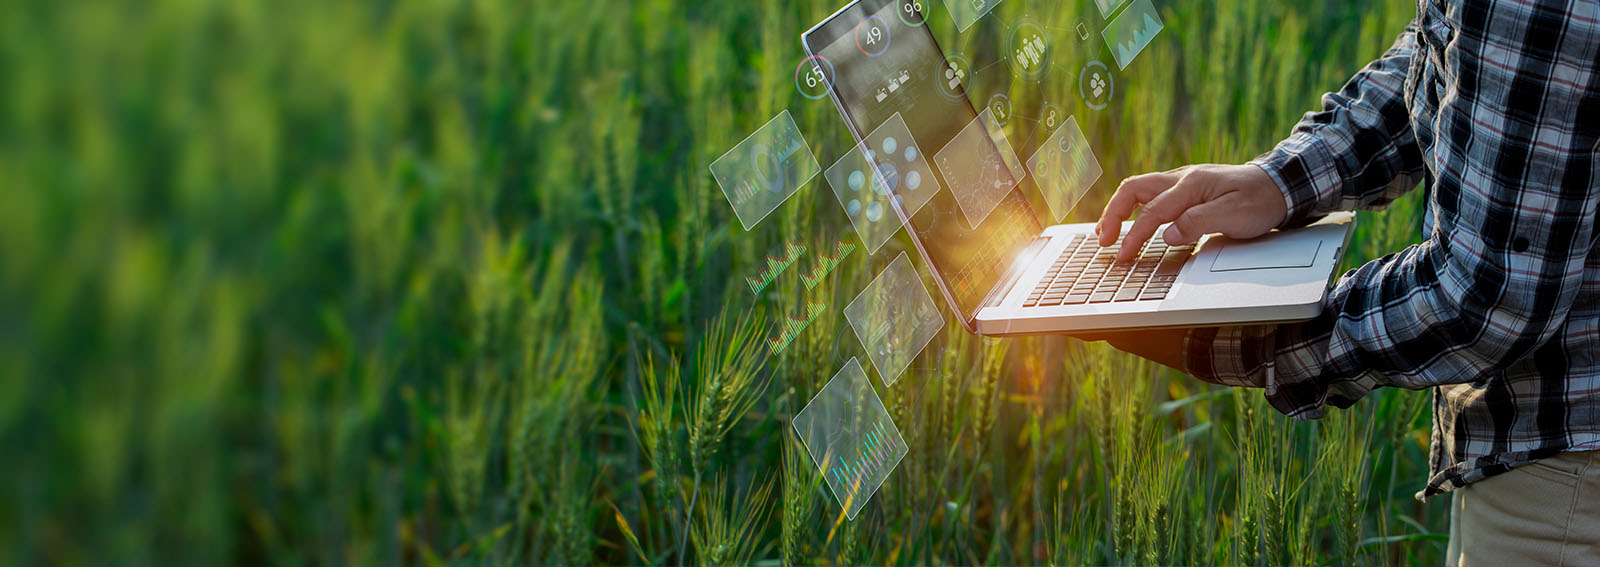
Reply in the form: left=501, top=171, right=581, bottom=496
left=690, top=476, right=775, bottom=567
left=681, top=307, right=769, bottom=560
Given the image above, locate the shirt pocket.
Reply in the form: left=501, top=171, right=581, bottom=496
left=1405, top=2, right=1448, bottom=161
left=1417, top=0, right=1456, bottom=51
left=1412, top=1, right=1454, bottom=91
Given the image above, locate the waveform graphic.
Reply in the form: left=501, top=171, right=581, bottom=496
left=800, top=240, right=857, bottom=290
left=828, top=420, right=903, bottom=494
left=1103, top=0, right=1164, bottom=70
left=767, top=301, right=827, bottom=356
left=745, top=241, right=807, bottom=295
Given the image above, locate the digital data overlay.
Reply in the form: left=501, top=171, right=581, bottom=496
left=792, top=358, right=909, bottom=521
left=711, top=110, right=822, bottom=231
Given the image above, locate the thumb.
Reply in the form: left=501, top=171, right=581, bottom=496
left=1163, top=200, right=1230, bottom=246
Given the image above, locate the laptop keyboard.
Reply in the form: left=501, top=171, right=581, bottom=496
left=1022, top=233, right=1196, bottom=307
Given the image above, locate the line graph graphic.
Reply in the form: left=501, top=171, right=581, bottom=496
left=800, top=240, right=857, bottom=290
left=745, top=241, right=807, bottom=295
left=1102, top=0, right=1164, bottom=70
left=766, top=301, right=826, bottom=356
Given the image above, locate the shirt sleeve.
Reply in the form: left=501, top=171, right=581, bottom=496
left=1247, top=23, right=1428, bottom=228
left=1181, top=21, right=1600, bottom=419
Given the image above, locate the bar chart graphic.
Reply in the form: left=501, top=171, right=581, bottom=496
left=792, top=359, right=909, bottom=521
left=800, top=239, right=857, bottom=290
left=827, top=419, right=904, bottom=494
left=745, top=241, right=807, bottom=295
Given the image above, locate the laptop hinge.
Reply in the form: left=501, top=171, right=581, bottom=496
left=978, top=236, right=1049, bottom=312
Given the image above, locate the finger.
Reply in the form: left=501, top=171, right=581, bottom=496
left=1163, top=199, right=1232, bottom=246
left=1096, top=171, right=1182, bottom=246
left=1117, top=174, right=1215, bottom=262
left=1096, top=171, right=1180, bottom=244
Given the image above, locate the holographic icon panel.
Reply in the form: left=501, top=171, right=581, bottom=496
left=826, top=113, right=941, bottom=254
left=710, top=110, right=822, bottom=230
left=1027, top=116, right=1103, bottom=221
left=1093, top=0, right=1132, bottom=17
left=946, top=0, right=1003, bottom=32
left=933, top=108, right=1026, bottom=229
left=793, top=358, right=909, bottom=521
left=844, top=252, right=942, bottom=386
left=1103, top=0, right=1165, bottom=70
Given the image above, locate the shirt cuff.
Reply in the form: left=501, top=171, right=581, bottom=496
left=1182, top=325, right=1278, bottom=388
left=1247, top=130, right=1341, bottom=229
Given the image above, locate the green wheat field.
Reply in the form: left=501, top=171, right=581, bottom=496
left=0, top=0, right=1446, bottom=564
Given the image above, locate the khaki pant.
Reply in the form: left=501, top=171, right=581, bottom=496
left=1448, top=449, right=1600, bottom=566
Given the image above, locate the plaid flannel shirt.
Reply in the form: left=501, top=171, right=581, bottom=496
left=1184, top=0, right=1600, bottom=500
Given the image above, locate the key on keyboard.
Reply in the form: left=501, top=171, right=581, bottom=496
left=1022, top=233, right=1194, bottom=308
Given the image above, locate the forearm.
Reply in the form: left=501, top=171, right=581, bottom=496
left=1185, top=235, right=1591, bottom=419
left=1254, top=24, right=1427, bottom=227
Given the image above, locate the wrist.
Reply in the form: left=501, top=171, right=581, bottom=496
left=1248, top=131, right=1337, bottom=228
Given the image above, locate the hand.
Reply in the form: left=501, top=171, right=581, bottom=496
left=1096, top=164, right=1288, bottom=263
left=1072, top=328, right=1192, bottom=372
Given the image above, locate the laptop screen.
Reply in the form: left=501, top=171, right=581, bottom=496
left=804, top=0, right=1044, bottom=327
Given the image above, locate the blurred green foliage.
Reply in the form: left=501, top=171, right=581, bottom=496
left=0, top=0, right=1442, bottom=564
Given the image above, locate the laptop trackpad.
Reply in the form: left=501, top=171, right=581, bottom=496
left=1209, top=233, right=1321, bottom=271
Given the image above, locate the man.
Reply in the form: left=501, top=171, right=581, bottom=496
left=1089, top=0, right=1600, bottom=563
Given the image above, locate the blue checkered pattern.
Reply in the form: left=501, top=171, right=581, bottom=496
left=1184, top=0, right=1600, bottom=500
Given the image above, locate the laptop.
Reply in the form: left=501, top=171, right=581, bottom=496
left=802, top=0, right=1353, bottom=335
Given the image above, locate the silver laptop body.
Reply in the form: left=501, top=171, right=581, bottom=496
left=802, top=0, right=1353, bottom=336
